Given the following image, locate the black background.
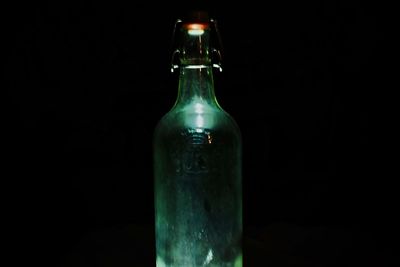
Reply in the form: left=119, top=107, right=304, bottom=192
left=4, top=0, right=393, bottom=266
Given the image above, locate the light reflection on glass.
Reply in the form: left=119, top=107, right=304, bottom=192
left=187, top=23, right=206, bottom=36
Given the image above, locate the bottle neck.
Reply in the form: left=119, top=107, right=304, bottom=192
left=174, top=65, right=218, bottom=108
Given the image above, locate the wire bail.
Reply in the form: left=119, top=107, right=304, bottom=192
left=170, top=14, right=223, bottom=73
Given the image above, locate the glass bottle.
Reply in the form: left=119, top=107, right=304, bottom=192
left=154, top=12, right=242, bottom=267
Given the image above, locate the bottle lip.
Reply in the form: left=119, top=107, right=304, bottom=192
left=182, top=22, right=210, bottom=36
left=182, top=22, right=210, bottom=30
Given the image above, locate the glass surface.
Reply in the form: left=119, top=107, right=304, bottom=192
left=154, top=98, right=242, bottom=267
left=153, top=15, right=242, bottom=266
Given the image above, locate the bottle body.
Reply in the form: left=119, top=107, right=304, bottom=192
left=154, top=14, right=242, bottom=266
left=154, top=97, right=242, bottom=267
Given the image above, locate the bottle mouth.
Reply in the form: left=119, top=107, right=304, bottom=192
left=183, top=23, right=209, bottom=36
left=170, top=12, right=223, bottom=73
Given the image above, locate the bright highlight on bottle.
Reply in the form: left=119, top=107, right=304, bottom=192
left=187, top=23, right=206, bottom=36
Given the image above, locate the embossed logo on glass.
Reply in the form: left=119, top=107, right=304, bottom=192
left=176, top=128, right=213, bottom=175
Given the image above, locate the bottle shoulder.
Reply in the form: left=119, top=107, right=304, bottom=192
left=154, top=104, right=241, bottom=142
